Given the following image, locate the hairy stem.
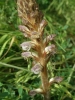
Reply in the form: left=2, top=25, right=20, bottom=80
left=44, top=91, right=50, bottom=100
left=41, top=66, right=50, bottom=100
left=36, top=38, right=50, bottom=100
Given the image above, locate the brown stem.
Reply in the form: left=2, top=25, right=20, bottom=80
left=41, top=66, right=50, bottom=100
left=36, top=38, right=50, bottom=100
left=44, top=91, right=50, bottom=100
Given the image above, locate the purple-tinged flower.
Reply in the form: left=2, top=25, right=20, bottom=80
left=29, top=88, right=43, bottom=96
left=54, top=76, right=63, bottom=83
left=29, top=90, right=37, bottom=97
left=45, top=44, right=55, bottom=54
left=19, top=25, right=31, bottom=37
left=20, top=41, right=34, bottom=51
left=19, top=25, right=29, bottom=32
left=44, top=34, right=56, bottom=45
left=47, top=34, right=56, bottom=41
left=40, top=20, right=47, bottom=29
left=21, top=52, right=32, bottom=59
left=31, top=31, right=39, bottom=39
left=31, top=63, right=42, bottom=74
left=21, top=52, right=38, bottom=59
left=49, top=76, right=63, bottom=85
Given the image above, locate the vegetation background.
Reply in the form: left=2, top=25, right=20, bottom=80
left=0, top=0, right=75, bottom=100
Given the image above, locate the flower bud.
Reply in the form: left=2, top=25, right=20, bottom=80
left=44, top=34, right=56, bottom=45
left=47, top=34, right=56, bottom=41
left=40, top=20, right=47, bottom=28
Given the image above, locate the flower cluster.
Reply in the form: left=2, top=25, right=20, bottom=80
left=17, top=0, right=63, bottom=97
left=17, top=0, right=55, bottom=73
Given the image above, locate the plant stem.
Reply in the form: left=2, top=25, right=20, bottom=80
left=37, top=38, right=50, bottom=100
left=41, top=65, right=50, bottom=100
left=44, top=91, right=50, bottom=100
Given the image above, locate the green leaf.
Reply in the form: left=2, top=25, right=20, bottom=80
left=18, top=86, right=23, bottom=96
left=0, top=62, right=25, bottom=70
left=62, top=25, right=68, bottom=30
left=0, top=39, right=10, bottom=57
left=0, top=34, right=8, bottom=45
left=0, top=82, right=3, bottom=87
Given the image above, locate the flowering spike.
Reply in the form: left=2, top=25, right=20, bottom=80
left=17, top=0, right=43, bottom=30
left=17, top=0, right=59, bottom=99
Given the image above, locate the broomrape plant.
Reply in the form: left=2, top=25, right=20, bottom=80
left=17, top=0, right=63, bottom=99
